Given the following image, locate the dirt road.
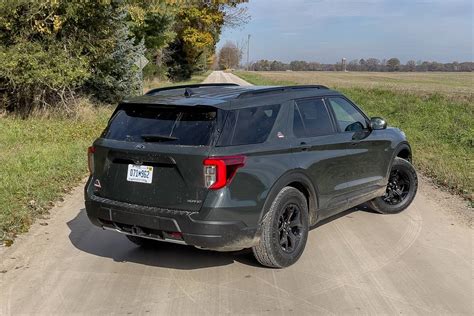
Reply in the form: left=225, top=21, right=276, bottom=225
left=1, top=71, right=472, bottom=315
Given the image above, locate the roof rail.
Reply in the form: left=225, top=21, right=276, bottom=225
left=145, top=83, right=239, bottom=96
left=237, top=85, right=329, bottom=99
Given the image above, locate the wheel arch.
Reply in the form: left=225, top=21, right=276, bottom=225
left=386, top=142, right=413, bottom=179
left=259, top=170, right=319, bottom=226
left=395, top=142, right=412, bottom=162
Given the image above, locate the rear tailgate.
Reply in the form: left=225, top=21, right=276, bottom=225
left=92, top=140, right=210, bottom=212
left=90, top=103, right=222, bottom=212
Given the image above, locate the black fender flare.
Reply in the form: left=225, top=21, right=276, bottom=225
left=386, top=142, right=412, bottom=178
left=258, top=170, right=319, bottom=226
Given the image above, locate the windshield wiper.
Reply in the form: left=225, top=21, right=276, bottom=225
left=141, top=134, right=178, bottom=142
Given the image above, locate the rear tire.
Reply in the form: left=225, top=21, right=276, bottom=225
left=252, top=187, right=309, bottom=268
left=368, top=157, right=418, bottom=214
left=125, top=235, right=156, bottom=247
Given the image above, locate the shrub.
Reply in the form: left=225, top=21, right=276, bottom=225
left=0, top=42, right=89, bottom=115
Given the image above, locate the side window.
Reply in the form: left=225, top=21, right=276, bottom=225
left=218, top=104, right=280, bottom=146
left=293, top=98, right=334, bottom=137
left=328, top=97, right=368, bottom=132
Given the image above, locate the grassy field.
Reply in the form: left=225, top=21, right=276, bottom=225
left=236, top=71, right=473, bottom=100
left=0, top=72, right=211, bottom=245
left=235, top=71, right=474, bottom=200
left=0, top=103, right=112, bottom=244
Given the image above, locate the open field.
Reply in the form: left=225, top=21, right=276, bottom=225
left=0, top=73, right=211, bottom=244
left=236, top=71, right=474, bottom=100
left=235, top=71, right=474, bottom=200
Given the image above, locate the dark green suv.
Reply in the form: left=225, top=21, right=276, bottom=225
left=85, top=83, right=417, bottom=268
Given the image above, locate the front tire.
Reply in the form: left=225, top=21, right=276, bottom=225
left=368, top=157, right=418, bottom=214
left=252, top=187, right=309, bottom=268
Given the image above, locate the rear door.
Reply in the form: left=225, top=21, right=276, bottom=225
left=291, top=97, right=352, bottom=218
left=91, top=104, right=219, bottom=211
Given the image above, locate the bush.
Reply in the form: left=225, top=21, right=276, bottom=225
left=0, top=1, right=144, bottom=113
left=0, top=42, right=89, bottom=115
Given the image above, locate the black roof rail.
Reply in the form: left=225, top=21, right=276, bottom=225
left=145, top=83, right=239, bottom=95
left=237, top=85, right=329, bottom=99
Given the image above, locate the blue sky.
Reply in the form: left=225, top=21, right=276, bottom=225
left=218, top=0, right=473, bottom=63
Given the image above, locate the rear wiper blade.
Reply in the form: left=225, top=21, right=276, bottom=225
left=141, top=134, right=178, bottom=142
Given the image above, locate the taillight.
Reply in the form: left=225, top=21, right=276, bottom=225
left=203, top=155, right=246, bottom=190
left=87, top=146, right=95, bottom=175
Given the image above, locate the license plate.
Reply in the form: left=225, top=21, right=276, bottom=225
left=127, top=164, right=153, bottom=184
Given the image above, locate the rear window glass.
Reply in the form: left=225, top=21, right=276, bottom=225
left=218, top=104, right=280, bottom=146
left=104, top=105, right=217, bottom=146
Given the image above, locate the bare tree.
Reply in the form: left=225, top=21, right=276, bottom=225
left=406, top=60, right=416, bottom=72
left=366, top=58, right=380, bottom=71
left=222, top=5, right=250, bottom=28
left=218, top=41, right=242, bottom=70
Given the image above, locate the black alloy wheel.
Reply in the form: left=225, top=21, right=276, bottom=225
left=383, top=169, right=411, bottom=205
left=368, top=157, right=418, bottom=214
left=278, top=203, right=304, bottom=253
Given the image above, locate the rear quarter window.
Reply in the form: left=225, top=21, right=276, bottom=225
left=217, top=104, right=280, bottom=146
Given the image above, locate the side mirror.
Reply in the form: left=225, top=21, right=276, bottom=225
left=370, top=117, right=387, bottom=130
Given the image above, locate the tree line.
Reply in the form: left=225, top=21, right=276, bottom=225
left=250, top=58, right=473, bottom=72
left=0, top=0, right=248, bottom=115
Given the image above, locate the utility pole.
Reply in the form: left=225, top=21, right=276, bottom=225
left=246, top=34, right=251, bottom=70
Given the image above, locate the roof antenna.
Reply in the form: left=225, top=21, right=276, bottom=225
left=184, top=88, right=194, bottom=98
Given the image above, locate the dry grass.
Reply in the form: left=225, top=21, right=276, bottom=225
left=240, top=71, right=473, bottom=101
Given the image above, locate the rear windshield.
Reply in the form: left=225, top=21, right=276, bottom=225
left=104, top=104, right=217, bottom=146
left=218, top=104, right=280, bottom=146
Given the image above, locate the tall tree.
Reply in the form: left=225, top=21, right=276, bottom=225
left=218, top=41, right=241, bottom=70
left=165, top=2, right=248, bottom=81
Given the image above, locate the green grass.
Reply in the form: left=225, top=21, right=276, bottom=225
left=0, top=105, right=112, bottom=244
left=235, top=71, right=474, bottom=199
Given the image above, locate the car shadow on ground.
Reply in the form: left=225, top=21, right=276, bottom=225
left=67, top=206, right=375, bottom=270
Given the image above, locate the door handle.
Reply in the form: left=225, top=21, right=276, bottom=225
left=300, top=142, right=311, bottom=151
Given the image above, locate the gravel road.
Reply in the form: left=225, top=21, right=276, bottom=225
left=0, top=71, right=471, bottom=315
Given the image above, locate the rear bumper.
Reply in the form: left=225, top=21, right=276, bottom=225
left=85, top=192, right=259, bottom=251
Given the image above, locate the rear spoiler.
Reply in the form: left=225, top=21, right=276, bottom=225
left=145, top=83, right=239, bottom=96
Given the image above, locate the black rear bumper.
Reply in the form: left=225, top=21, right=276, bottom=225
left=85, top=194, right=259, bottom=251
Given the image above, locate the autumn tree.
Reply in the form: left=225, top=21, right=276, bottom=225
left=126, top=1, right=177, bottom=79
left=0, top=0, right=145, bottom=113
left=165, top=2, right=248, bottom=81
left=218, top=41, right=241, bottom=69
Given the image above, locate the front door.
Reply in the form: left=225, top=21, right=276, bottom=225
left=325, top=96, right=391, bottom=206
